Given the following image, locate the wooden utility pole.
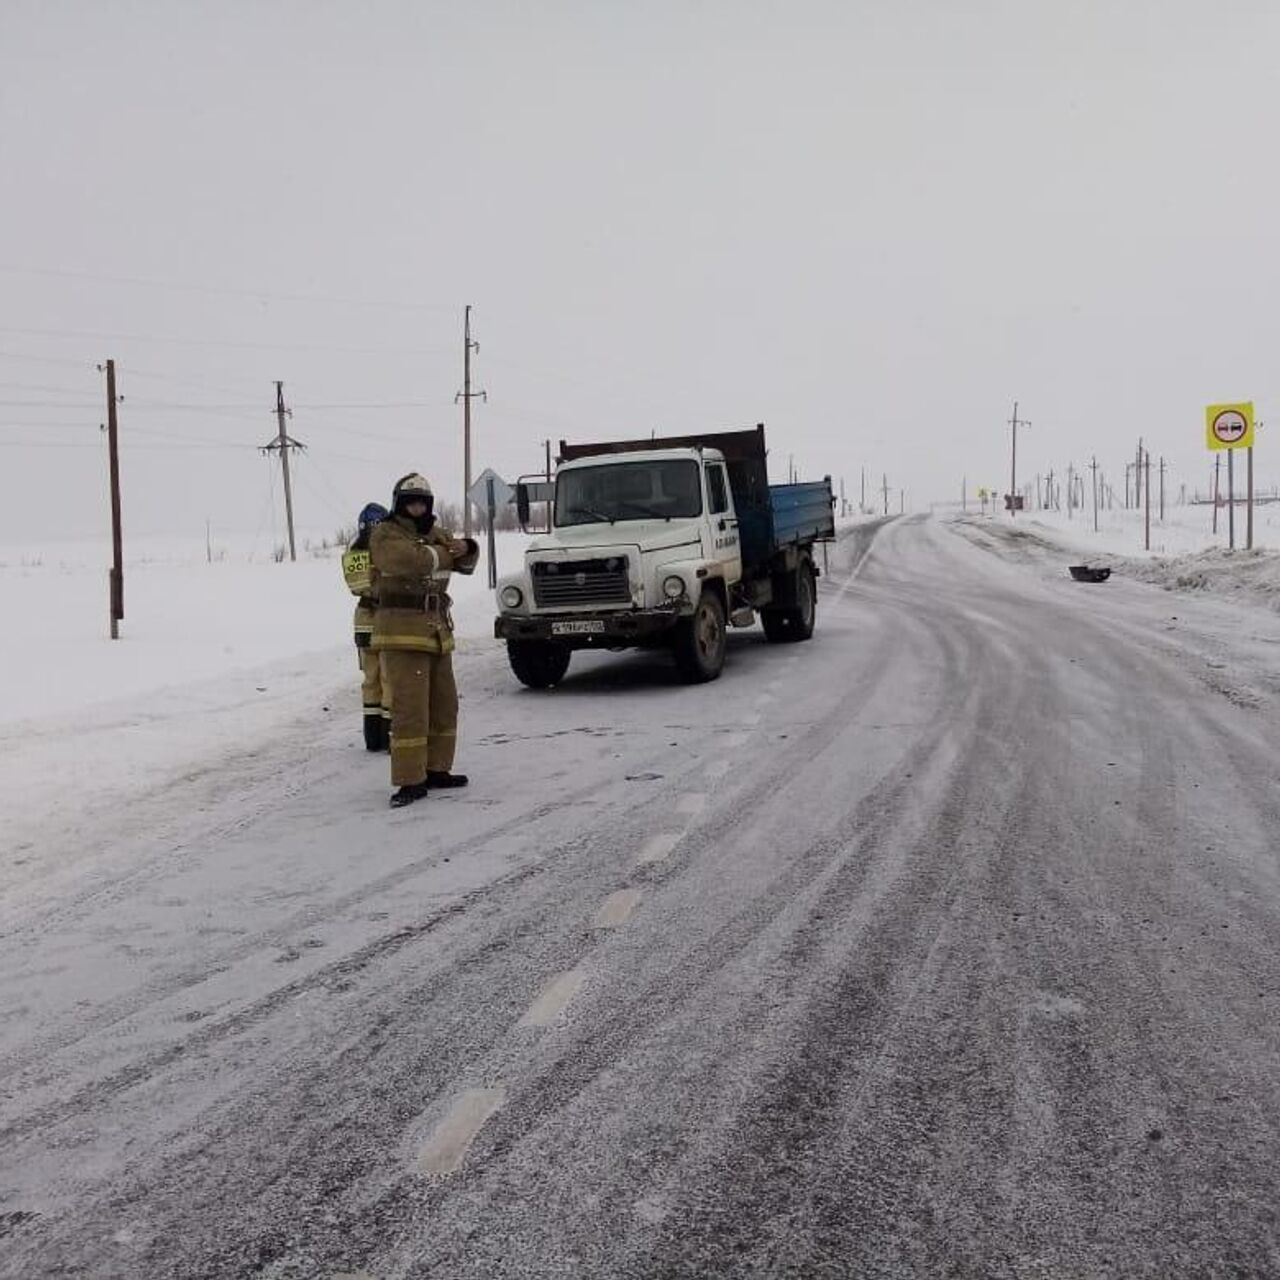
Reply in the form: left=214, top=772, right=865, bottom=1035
left=260, top=382, right=304, bottom=562
left=456, top=305, right=486, bottom=537
left=1212, top=458, right=1220, bottom=535
left=100, top=358, right=124, bottom=639
left=1159, top=456, right=1166, bottom=523
left=1090, top=456, right=1099, bottom=533
left=1008, top=401, right=1029, bottom=518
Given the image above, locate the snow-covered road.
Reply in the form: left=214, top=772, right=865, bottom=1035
left=3, top=516, right=1280, bottom=1276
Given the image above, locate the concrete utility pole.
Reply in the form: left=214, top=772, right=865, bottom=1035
left=861, top=466, right=866, bottom=512
left=1090, top=455, right=1099, bottom=533
left=1144, top=449, right=1152, bottom=551
left=260, top=381, right=305, bottom=562
left=882, top=474, right=891, bottom=516
left=1159, top=456, right=1166, bottom=523
left=456, top=305, right=486, bottom=537
left=1135, top=437, right=1144, bottom=507
left=99, top=358, right=124, bottom=638
left=1008, top=401, right=1029, bottom=517
left=1212, top=457, right=1220, bottom=535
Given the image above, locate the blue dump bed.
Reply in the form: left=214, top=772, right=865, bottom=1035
left=769, top=481, right=837, bottom=548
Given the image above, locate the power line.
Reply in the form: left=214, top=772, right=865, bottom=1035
left=0, top=262, right=460, bottom=313
left=0, top=324, right=451, bottom=358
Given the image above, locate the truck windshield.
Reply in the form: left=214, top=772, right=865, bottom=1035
left=556, top=460, right=703, bottom=527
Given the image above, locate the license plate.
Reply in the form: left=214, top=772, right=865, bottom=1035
left=552, top=620, right=606, bottom=635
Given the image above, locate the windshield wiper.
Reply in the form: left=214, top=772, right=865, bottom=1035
left=567, top=505, right=615, bottom=525
left=620, top=500, right=670, bottom=521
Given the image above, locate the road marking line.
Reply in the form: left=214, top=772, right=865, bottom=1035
left=594, top=889, right=643, bottom=927
left=677, top=792, right=707, bottom=816
left=638, top=832, right=682, bottom=863
left=518, top=969, right=588, bottom=1027
left=723, top=732, right=749, bottom=749
left=417, top=1086, right=507, bottom=1175
left=705, top=759, right=731, bottom=781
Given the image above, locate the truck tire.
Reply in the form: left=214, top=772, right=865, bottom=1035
left=672, top=591, right=726, bottom=683
left=761, top=559, right=816, bottom=643
left=789, top=558, right=817, bottom=641
left=507, top=639, right=572, bottom=689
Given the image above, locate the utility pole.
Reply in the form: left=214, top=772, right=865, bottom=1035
left=260, top=381, right=304, bottom=562
left=1144, top=449, right=1151, bottom=551
left=899, top=488, right=905, bottom=514
left=1090, top=455, right=1099, bottom=533
left=860, top=466, right=866, bottom=512
left=1066, top=463, right=1075, bottom=519
left=98, top=358, right=124, bottom=639
left=1008, top=401, right=1029, bottom=518
left=882, top=473, right=890, bottom=516
left=1135, top=437, right=1144, bottom=507
left=1212, top=457, right=1220, bottom=535
left=1159, top=456, right=1166, bottom=523
left=456, top=305, right=486, bottom=537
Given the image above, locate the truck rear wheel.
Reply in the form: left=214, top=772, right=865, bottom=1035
left=673, top=592, right=726, bottom=682
left=761, top=559, right=816, bottom=643
left=507, top=639, right=572, bottom=689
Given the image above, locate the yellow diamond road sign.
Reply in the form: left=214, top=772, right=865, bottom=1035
left=1206, top=402, right=1255, bottom=451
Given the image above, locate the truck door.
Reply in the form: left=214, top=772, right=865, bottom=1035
left=706, top=461, right=742, bottom=583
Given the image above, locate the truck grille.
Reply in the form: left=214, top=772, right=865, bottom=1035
left=532, top=558, right=630, bottom=607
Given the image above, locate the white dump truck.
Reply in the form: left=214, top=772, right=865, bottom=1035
left=493, top=424, right=835, bottom=687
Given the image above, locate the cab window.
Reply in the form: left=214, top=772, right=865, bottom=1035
left=708, top=465, right=729, bottom=515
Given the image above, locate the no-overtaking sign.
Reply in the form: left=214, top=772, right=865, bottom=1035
left=1206, top=402, right=1255, bottom=451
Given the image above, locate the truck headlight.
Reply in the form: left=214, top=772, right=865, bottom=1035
left=500, top=585, right=524, bottom=609
left=662, top=574, right=685, bottom=600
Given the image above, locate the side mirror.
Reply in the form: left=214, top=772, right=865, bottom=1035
left=515, top=482, right=531, bottom=532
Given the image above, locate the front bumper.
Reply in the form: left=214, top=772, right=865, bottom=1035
left=495, top=607, right=684, bottom=646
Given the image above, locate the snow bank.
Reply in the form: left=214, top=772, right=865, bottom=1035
left=947, top=509, right=1280, bottom=615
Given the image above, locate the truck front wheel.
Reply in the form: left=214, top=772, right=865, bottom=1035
left=507, top=639, right=572, bottom=689
left=673, top=592, right=726, bottom=682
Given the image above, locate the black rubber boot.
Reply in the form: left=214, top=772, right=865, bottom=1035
left=389, top=781, right=430, bottom=808
left=363, top=714, right=385, bottom=752
left=426, top=770, right=468, bottom=789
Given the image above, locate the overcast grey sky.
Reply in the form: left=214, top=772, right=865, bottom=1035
left=2, top=1, right=1277, bottom=542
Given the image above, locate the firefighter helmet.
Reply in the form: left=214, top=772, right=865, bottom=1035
left=392, top=473, right=434, bottom=515
left=358, top=502, right=389, bottom=532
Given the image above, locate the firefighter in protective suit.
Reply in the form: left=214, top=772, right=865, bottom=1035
left=342, top=502, right=390, bottom=751
left=370, top=473, right=480, bottom=808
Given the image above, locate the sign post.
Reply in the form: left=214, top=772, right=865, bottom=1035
left=1205, top=402, right=1255, bottom=552
left=467, top=467, right=512, bottom=590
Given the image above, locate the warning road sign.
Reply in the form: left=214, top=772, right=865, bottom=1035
left=1206, top=402, right=1255, bottom=451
